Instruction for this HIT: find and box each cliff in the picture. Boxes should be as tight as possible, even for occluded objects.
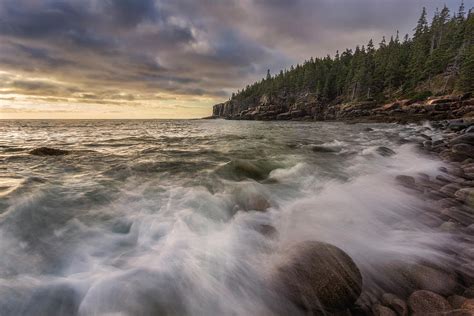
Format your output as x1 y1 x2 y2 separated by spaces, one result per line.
212 92 474 123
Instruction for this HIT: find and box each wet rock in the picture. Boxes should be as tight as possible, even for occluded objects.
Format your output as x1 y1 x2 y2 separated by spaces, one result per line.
440 207 473 225
448 295 468 309
440 149 471 163
111 219 133 234
312 145 341 153
217 159 276 181
440 183 464 198
417 213 444 227
357 291 379 312
433 198 463 209
403 264 458 296
462 299 474 311
437 173 466 184
449 120 471 131
381 293 408 316
377 146 396 157
395 175 416 189
433 139 446 147
29 147 69 156
372 304 397 316
451 134 474 146
464 286 474 298
425 189 446 200
255 224 278 238
234 188 271 212
455 188 474 206
445 165 466 178
272 241 362 312
453 143 474 158
439 221 461 232
408 290 451 315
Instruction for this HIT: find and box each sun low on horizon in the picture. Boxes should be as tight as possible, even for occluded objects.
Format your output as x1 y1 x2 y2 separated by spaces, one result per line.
0 0 467 119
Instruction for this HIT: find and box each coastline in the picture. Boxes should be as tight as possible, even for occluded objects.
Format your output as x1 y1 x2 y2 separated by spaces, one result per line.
204 106 474 314
209 93 474 124
350 118 474 315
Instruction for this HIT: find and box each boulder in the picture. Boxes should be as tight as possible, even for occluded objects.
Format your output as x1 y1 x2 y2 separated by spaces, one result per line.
29 147 69 156
377 146 396 157
433 198 463 210
439 221 461 232
408 290 451 315
233 188 271 212
453 144 474 158
272 241 362 312
216 159 276 181
451 134 474 146
440 207 473 225
440 183 464 198
395 175 416 189
312 145 341 153
455 188 474 206
402 264 458 296
440 149 471 163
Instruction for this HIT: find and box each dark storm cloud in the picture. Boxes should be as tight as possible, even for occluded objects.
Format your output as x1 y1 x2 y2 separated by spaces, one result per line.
0 0 470 106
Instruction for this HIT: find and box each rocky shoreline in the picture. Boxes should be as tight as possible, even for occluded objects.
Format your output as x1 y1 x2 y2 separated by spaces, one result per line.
210 93 474 124
206 116 474 315
286 118 474 315
351 118 474 316
20 118 474 315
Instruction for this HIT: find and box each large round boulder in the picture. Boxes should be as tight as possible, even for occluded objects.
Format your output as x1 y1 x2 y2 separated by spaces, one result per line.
271 241 362 312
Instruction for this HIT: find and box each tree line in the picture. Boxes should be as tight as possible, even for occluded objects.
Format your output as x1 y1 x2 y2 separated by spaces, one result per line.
231 3 474 105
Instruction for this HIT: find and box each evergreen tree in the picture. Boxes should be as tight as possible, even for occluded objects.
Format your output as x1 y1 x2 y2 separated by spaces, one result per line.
229 3 473 107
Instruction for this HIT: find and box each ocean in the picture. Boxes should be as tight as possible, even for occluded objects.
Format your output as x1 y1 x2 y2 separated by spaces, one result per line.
0 119 456 315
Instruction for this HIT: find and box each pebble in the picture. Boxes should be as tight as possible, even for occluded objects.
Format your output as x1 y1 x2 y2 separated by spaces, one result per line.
453 143 474 158
381 293 408 316
448 295 468 309
462 299 474 311
372 304 397 316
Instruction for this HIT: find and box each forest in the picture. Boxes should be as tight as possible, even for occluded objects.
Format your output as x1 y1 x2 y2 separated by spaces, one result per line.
230 3 474 105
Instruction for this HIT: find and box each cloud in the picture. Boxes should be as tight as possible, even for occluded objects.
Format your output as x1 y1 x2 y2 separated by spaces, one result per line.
0 0 469 117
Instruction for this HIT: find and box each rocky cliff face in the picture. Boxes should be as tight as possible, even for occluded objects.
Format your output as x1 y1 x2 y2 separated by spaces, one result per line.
212 93 474 123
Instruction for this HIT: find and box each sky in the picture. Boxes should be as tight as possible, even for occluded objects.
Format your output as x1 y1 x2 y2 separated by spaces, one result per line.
0 0 470 119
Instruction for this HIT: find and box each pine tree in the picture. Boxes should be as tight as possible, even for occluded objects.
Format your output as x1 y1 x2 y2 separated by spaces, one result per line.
229 4 473 107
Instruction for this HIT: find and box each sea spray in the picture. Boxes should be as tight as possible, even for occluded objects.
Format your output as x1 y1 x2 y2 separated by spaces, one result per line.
0 120 461 315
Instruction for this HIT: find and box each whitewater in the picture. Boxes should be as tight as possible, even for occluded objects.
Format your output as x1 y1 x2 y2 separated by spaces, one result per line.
0 119 458 315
